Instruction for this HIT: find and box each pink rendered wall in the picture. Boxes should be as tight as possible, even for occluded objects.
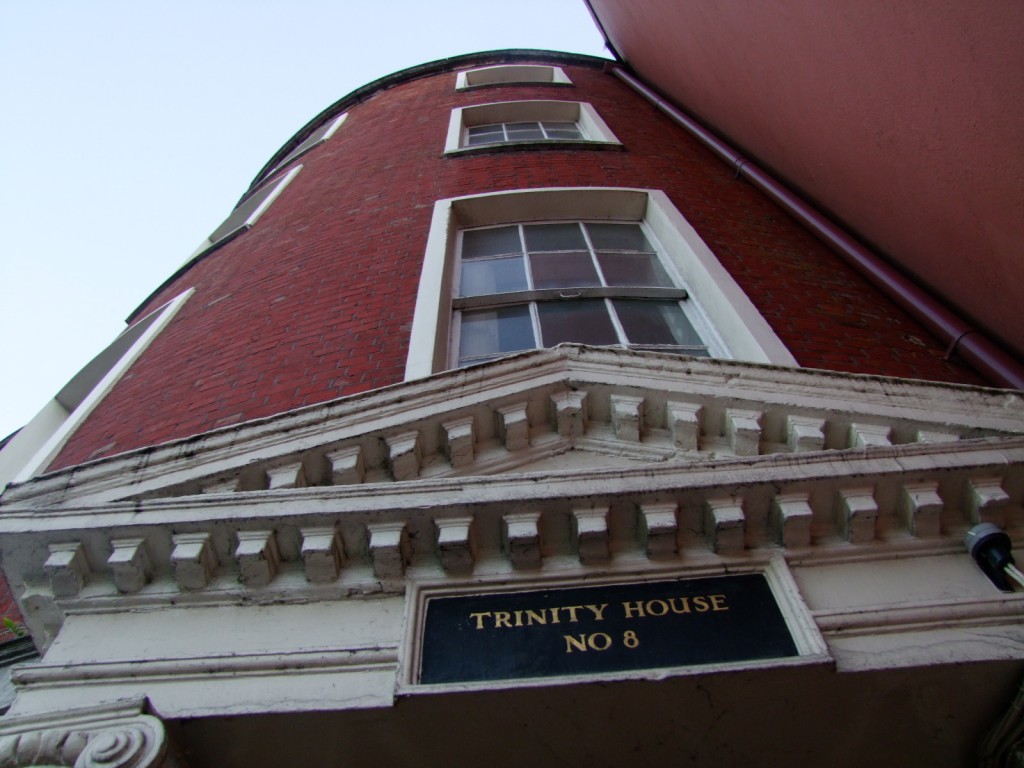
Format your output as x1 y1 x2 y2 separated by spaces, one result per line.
590 0 1024 357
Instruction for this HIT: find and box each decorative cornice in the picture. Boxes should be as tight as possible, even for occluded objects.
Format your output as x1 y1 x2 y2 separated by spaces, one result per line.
0 437 1019 618
3 347 1021 510
1 349 1021 643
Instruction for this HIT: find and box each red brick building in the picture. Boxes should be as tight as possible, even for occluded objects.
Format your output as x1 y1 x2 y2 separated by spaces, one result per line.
0 50 1022 767
40 53 995 472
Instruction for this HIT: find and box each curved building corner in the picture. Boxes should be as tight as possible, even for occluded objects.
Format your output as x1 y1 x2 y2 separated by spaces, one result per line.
0 48 1022 768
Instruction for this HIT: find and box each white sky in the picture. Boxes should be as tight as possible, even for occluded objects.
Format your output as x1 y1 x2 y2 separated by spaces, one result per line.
0 1 609 441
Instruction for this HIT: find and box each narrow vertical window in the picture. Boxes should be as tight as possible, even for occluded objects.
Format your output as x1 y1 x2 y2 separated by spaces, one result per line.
187 166 302 260
0 289 194 487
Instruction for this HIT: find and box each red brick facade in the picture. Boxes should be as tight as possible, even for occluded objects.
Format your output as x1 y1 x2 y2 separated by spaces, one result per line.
50 55 984 471
0 571 25 643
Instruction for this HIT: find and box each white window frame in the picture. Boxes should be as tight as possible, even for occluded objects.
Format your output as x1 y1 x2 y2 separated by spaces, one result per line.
405 188 798 380
265 112 347 177
455 65 572 91
0 289 194 488
185 165 302 263
445 101 620 155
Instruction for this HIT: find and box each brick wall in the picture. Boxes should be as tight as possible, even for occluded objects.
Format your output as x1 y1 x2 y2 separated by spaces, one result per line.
49 59 985 470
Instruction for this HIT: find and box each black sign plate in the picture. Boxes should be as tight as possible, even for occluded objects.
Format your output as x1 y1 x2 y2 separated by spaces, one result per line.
419 574 798 684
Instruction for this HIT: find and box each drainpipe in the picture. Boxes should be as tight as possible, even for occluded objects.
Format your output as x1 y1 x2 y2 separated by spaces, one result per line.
611 66 1024 390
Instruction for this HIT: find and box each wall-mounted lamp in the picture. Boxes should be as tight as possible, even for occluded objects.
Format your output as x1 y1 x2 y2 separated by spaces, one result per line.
965 523 1024 592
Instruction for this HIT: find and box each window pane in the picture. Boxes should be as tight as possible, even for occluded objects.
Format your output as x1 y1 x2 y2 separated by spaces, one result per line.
468 124 504 136
459 305 535 362
460 256 528 296
596 252 674 287
466 126 505 146
585 223 653 252
530 251 601 289
523 223 587 252
612 300 707 354
542 122 583 139
504 122 544 141
462 226 522 258
537 300 618 346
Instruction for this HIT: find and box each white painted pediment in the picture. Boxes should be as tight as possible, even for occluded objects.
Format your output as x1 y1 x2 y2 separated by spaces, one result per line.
3 345 1022 510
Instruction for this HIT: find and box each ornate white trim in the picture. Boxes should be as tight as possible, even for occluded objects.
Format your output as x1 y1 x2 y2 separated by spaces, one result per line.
13 647 397 689
4 347 1020 510
0 698 173 768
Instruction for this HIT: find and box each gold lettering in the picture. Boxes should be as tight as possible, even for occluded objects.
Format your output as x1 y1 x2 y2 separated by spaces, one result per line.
645 599 669 616
622 600 646 619
564 634 588 653
470 592 727 634
668 597 691 614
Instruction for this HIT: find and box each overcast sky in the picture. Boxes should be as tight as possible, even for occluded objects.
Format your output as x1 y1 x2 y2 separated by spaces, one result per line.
0 1 609 440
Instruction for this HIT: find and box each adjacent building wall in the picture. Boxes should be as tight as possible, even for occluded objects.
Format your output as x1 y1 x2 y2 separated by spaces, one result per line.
588 0 1024 357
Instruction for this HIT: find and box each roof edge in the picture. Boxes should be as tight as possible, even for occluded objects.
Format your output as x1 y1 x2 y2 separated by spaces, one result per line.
125 49 610 325
251 49 611 193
